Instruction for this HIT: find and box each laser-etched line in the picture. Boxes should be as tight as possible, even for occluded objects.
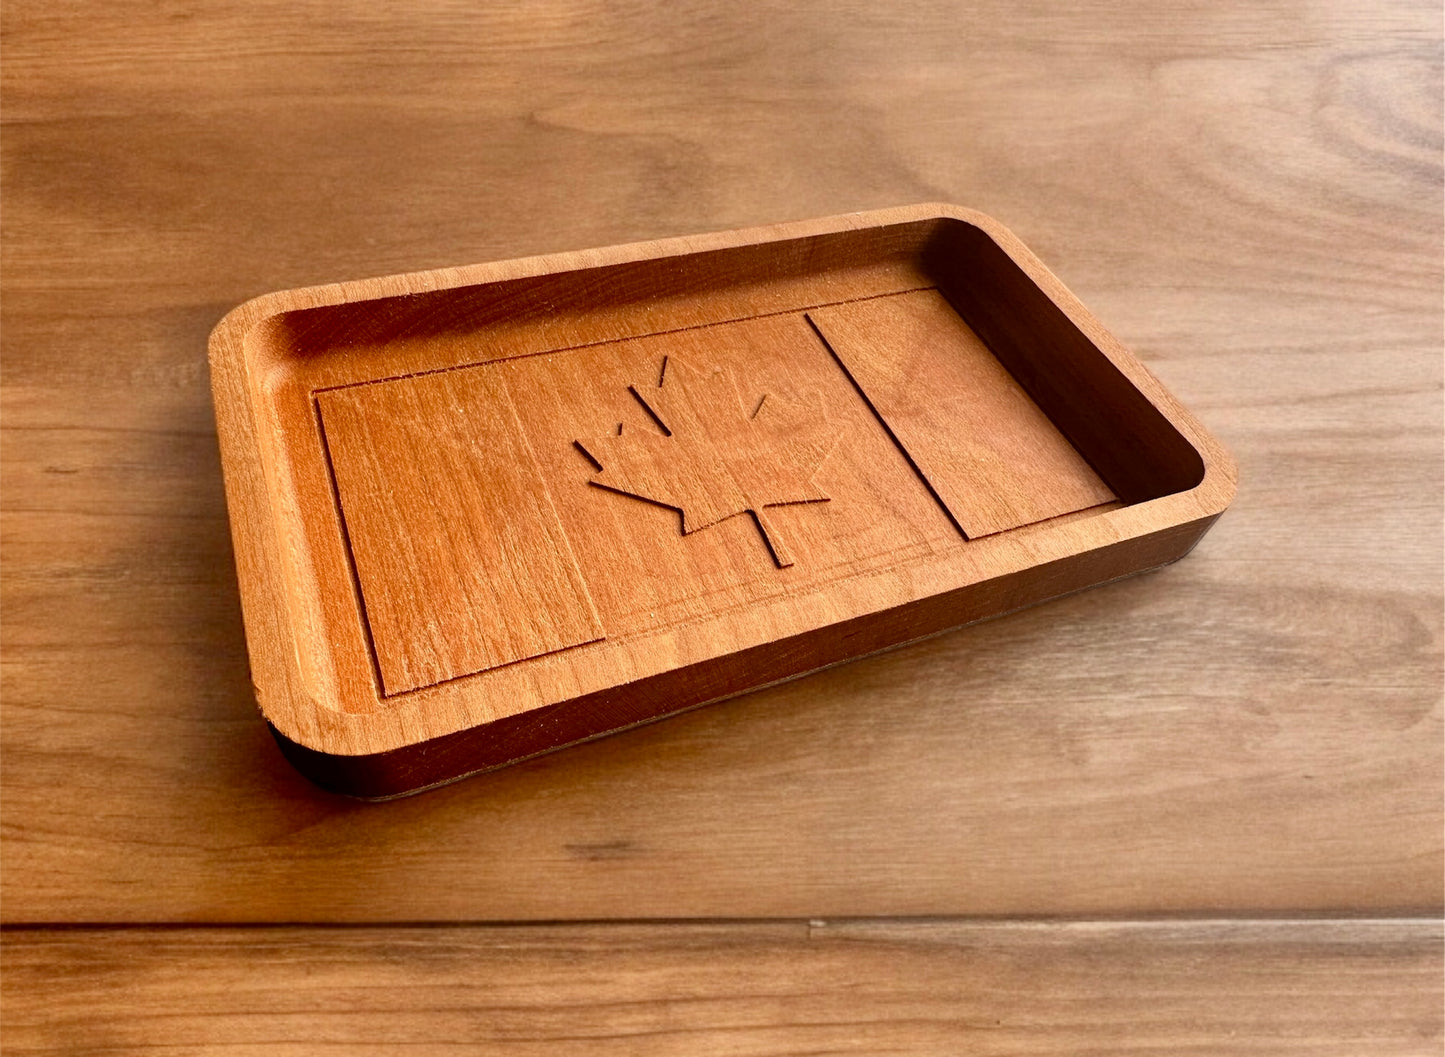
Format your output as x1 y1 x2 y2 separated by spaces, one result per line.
802 312 970 541
310 286 939 395
627 385 673 436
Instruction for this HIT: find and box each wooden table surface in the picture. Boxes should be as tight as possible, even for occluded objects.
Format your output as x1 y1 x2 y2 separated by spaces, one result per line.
3 1 1441 1052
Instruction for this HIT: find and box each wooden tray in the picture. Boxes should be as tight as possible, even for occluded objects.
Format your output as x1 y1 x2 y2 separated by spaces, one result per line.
210 204 1236 798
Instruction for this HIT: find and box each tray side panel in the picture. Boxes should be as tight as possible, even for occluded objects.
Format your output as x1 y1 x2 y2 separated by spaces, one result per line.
265 223 945 363
275 513 1221 798
925 223 1206 504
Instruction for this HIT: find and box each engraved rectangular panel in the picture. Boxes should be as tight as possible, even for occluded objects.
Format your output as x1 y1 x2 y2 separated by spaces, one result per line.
317 369 603 696
494 310 961 641
807 289 1117 537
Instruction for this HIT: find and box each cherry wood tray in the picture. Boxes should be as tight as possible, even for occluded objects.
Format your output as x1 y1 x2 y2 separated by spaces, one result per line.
210 204 1236 798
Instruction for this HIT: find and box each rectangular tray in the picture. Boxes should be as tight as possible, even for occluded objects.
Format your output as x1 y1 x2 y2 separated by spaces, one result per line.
210 204 1236 798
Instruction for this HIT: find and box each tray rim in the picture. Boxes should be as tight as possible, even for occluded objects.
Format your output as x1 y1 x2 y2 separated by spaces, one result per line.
209 203 1238 763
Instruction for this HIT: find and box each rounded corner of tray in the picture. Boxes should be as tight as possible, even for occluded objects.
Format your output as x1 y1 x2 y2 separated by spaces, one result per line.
208 290 293 364
1195 437 1240 516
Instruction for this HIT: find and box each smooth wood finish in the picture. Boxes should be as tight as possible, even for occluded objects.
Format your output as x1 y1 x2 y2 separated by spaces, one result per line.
211 207 1235 795
2 13 1439 1057
318 369 604 696
581 337 848 568
3 920 1440 1055
508 314 957 640
808 289 1118 536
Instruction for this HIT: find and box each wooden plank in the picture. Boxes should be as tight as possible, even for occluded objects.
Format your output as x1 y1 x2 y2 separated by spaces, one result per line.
807 289 1117 536
2 920 1439 1055
1 0 1440 920
1 534 1440 921
317 369 602 696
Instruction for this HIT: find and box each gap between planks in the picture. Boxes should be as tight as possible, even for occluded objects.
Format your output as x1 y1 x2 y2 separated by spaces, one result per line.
2 914 1439 932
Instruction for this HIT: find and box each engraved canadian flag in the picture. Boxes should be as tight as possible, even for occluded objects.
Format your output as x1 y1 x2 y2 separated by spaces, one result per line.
575 353 846 568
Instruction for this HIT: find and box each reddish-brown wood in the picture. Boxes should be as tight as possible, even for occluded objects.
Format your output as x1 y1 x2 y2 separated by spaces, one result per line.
318 370 604 695
808 288 1118 536
210 204 1235 797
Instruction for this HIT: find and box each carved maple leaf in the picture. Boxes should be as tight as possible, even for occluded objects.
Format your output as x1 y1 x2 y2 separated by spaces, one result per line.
576 355 845 568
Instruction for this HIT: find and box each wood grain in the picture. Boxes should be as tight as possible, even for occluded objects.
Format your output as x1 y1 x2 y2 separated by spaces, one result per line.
808 288 1118 536
318 367 604 696
2 0 1439 922
509 312 959 637
584 336 848 567
3 920 1440 1055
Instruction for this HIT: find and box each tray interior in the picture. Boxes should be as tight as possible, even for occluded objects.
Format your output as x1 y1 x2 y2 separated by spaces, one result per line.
243 218 1204 713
